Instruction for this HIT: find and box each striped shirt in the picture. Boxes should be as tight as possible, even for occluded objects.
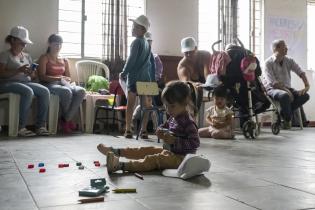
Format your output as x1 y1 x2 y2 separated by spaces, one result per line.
161 112 200 155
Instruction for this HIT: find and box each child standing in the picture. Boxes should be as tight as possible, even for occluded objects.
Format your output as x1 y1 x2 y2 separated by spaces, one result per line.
97 81 200 173
198 86 234 139
119 15 152 139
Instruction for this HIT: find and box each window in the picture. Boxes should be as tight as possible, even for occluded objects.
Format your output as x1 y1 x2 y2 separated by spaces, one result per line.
307 1 315 70
198 0 263 61
198 0 219 51
58 0 145 58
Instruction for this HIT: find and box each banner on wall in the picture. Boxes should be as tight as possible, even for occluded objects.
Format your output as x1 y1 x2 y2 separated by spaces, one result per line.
267 16 305 59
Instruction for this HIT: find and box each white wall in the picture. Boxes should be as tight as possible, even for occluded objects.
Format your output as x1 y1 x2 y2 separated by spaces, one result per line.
146 0 198 56
0 0 58 59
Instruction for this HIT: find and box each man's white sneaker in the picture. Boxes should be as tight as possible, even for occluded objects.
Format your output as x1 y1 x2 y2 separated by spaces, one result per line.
36 127 50 136
18 128 36 137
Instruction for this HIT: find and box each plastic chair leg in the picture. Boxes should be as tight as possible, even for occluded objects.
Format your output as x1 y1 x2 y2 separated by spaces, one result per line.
48 94 59 135
8 94 20 137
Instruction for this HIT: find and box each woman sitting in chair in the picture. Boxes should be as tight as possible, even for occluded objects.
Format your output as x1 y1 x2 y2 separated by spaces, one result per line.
38 34 86 134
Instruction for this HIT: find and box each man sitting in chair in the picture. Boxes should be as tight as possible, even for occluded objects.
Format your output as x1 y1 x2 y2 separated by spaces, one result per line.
262 39 310 129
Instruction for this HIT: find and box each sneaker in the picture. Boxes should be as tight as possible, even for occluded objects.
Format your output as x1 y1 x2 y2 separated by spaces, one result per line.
282 120 292 130
18 128 36 137
97 144 112 156
140 131 149 139
36 127 50 136
124 130 133 138
106 152 120 173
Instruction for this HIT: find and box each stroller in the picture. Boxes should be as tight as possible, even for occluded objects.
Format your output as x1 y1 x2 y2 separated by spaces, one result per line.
205 39 281 139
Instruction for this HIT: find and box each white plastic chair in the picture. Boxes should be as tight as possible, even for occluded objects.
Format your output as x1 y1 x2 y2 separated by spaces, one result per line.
75 60 110 132
0 93 20 137
75 60 110 86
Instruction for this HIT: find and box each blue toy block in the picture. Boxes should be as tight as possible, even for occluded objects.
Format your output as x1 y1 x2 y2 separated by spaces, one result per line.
38 163 44 167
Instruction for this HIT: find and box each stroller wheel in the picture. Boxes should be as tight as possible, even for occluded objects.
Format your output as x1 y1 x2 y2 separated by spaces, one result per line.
271 123 280 135
242 121 256 139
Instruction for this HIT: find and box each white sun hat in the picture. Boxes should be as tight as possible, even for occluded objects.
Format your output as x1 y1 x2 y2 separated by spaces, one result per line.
181 37 197 53
129 15 150 31
10 26 33 44
144 32 153 41
162 154 211 179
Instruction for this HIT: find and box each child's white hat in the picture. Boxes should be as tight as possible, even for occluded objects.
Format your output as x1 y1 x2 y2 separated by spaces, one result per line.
181 37 197 53
129 15 150 31
162 154 210 179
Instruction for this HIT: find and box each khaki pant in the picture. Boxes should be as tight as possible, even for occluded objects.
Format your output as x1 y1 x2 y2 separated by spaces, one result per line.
120 147 184 172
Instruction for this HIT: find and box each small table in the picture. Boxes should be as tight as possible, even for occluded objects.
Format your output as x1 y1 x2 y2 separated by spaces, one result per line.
85 93 114 133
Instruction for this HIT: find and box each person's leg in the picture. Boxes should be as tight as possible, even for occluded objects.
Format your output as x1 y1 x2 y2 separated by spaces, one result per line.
123 150 184 172
26 83 50 129
268 89 292 122
0 82 34 129
198 127 212 138
46 84 72 118
211 127 234 139
140 96 152 138
97 144 163 159
125 91 137 136
64 85 86 121
290 89 310 111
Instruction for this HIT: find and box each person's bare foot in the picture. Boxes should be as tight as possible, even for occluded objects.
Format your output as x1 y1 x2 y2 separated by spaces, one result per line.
97 144 112 156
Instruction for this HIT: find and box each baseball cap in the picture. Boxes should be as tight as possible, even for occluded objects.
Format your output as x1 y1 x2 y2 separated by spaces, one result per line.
129 15 150 31
144 32 153 41
181 37 197 53
9 26 33 44
162 154 211 179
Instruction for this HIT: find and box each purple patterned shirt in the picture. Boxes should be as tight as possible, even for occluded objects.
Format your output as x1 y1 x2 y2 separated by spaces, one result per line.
161 112 200 155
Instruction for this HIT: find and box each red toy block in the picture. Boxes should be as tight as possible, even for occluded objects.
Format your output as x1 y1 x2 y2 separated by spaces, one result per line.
63 164 69 167
27 164 34 169
58 164 64 168
39 168 46 173
94 162 100 167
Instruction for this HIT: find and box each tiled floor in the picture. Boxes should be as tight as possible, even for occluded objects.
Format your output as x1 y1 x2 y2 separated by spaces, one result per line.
0 128 315 210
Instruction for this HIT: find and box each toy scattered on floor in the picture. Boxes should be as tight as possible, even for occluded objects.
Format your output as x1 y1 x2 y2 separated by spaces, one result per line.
27 164 34 169
94 162 100 167
78 197 104 204
76 162 82 166
112 188 137 193
134 173 143 180
39 168 46 173
78 165 84 170
38 163 44 167
58 163 69 168
79 178 109 196
93 161 99 164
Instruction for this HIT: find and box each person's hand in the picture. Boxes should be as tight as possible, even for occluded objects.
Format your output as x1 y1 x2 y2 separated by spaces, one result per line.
273 82 284 89
156 127 176 144
61 76 71 82
194 82 204 90
162 132 176 144
298 85 310 96
17 64 31 75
